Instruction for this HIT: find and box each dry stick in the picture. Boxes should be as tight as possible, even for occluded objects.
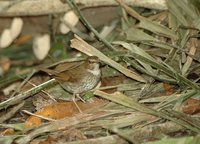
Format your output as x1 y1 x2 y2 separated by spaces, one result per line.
26 80 57 102
0 79 56 111
10 70 36 98
22 110 56 122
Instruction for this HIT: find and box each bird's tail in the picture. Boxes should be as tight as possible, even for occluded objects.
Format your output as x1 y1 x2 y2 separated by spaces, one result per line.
38 67 57 75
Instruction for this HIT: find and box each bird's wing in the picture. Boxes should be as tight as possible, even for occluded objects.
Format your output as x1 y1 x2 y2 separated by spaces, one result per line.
39 68 57 75
53 68 81 83
52 72 70 81
54 61 84 73
40 61 85 82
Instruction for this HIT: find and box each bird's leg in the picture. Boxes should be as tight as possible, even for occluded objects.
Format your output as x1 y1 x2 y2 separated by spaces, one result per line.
72 93 83 113
76 94 86 103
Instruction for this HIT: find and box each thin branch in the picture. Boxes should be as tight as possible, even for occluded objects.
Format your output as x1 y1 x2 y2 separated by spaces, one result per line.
0 79 56 110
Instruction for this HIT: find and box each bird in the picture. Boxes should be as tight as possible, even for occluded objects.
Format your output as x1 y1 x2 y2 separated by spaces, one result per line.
40 56 101 112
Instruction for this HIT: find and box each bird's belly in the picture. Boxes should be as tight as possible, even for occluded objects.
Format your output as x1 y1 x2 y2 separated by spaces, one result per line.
60 74 100 94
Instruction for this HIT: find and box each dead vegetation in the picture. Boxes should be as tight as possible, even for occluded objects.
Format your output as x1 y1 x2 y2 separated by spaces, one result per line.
0 0 200 143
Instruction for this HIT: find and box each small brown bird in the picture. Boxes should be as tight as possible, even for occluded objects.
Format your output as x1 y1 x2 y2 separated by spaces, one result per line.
41 56 101 99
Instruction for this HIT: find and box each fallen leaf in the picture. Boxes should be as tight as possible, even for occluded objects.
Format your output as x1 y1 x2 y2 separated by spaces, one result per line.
25 98 107 128
182 98 200 114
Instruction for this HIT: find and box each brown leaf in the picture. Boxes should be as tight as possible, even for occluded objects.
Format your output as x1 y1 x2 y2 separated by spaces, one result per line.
182 98 200 114
25 98 107 128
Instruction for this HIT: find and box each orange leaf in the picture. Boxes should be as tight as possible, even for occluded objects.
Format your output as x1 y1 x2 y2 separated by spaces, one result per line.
25 98 106 128
182 98 200 114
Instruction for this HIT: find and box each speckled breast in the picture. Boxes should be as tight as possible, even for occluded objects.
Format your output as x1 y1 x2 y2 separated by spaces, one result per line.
59 72 101 94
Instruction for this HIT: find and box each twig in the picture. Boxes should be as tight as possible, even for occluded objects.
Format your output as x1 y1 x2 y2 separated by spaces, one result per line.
26 80 57 102
0 79 56 111
10 69 36 97
22 110 56 122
